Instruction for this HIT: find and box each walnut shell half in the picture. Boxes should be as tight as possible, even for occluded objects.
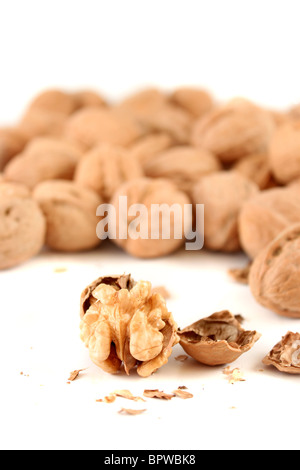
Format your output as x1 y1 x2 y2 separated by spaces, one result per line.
263 332 300 374
178 311 260 366
80 275 179 377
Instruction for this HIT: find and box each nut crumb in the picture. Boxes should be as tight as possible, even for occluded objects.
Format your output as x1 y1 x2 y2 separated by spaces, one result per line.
68 369 86 382
224 368 246 384
114 390 146 402
175 355 188 362
119 408 146 415
143 389 174 400
173 389 193 399
54 267 67 273
178 385 188 390
97 394 116 404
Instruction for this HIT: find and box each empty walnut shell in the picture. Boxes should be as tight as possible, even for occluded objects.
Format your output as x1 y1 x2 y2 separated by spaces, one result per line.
249 224 300 318
191 99 274 163
33 180 102 252
269 121 300 184
144 146 221 195
73 90 107 109
263 332 300 374
193 171 259 252
239 187 300 259
74 144 143 201
110 177 192 258
0 128 28 170
170 87 214 118
0 194 46 270
178 311 260 366
80 274 179 377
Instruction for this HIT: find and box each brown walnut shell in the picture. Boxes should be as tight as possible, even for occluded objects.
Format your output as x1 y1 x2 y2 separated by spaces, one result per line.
129 133 174 170
19 109 67 139
26 89 78 116
249 224 300 318
80 274 179 377
170 87 214 118
33 180 102 252
0 128 28 170
233 152 275 190
263 332 300 374
178 311 260 366
73 90 107 109
269 121 300 184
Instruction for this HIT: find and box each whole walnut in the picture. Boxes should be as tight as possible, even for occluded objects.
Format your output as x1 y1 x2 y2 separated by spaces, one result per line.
74 144 143 201
110 177 192 258
0 128 28 170
4 137 82 189
170 87 214 118
269 121 300 184
33 180 102 252
80 274 179 377
193 171 258 252
249 224 300 318
0 190 46 270
73 90 107 109
145 146 221 195
233 152 275 190
239 187 300 259
19 109 67 139
0 181 30 199
191 99 274 163
26 89 78 116
129 132 174 170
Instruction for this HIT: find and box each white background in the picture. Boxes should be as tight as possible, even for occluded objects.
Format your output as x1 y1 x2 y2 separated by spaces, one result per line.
0 0 300 452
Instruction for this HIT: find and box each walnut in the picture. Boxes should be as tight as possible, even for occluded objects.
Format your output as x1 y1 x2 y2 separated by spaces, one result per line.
144 145 221 195
239 187 300 259
191 99 274 163
193 171 258 252
0 128 28 170
233 152 276 190
19 109 67 139
25 89 78 116
170 87 214 118
129 133 174 170
73 90 107 109
0 181 30 199
110 177 192 258
79 274 179 377
249 224 300 318
263 332 300 374
4 137 82 189
74 144 143 201
178 311 260 366
33 180 102 252
0 193 46 270
269 121 300 184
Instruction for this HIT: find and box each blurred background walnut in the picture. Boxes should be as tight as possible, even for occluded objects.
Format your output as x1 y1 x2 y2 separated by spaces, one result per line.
129 132 174 170
269 121 300 184
169 87 214 119
0 128 28 171
233 152 276 190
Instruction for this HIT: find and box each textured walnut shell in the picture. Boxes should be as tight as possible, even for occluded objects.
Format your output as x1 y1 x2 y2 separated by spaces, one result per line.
249 224 300 318
0 181 30 199
170 87 214 118
80 275 179 377
4 137 81 189
129 133 174 169
0 195 46 270
65 107 143 150
193 171 258 252
239 187 300 259
26 89 78 116
33 180 102 252
110 177 192 258
269 122 300 184
73 90 107 109
0 128 28 170
19 109 67 139
263 332 300 374
191 99 274 163
178 311 260 366
233 152 275 190
145 146 221 195
75 144 143 201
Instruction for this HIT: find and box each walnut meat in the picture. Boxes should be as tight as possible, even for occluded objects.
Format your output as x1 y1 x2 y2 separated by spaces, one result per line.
170 87 214 118
191 99 274 163
249 224 300 318
110 177 192 258
178 311 260 366
74 144 143 201
79 275 179 377
144 146 221 195
269 121 300 184
193 171 258 252
33 180 102 252
0 128 27 170
239 187 300 259
263 332 300 374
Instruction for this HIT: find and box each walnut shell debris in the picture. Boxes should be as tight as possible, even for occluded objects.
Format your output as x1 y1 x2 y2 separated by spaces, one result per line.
249 224 300 318
80 275 179 377
269 121 300 184
263 332 300 374
178 311 260 366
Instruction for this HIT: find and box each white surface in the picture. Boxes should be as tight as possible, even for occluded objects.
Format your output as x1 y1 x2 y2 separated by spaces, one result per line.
0 243 299 451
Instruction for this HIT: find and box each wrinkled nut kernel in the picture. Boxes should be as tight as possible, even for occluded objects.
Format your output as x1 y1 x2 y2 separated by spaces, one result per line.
144 146 221 195
33 180 102 252
110 177 192 258
170 87 214 118
26 89 78 117
74 144 143 201
0 128 28 170
178 311 260 366
263 332 300 374
129 133 174 170
249 224 300 318
19 109 67 140
193 171 258 252
65 107 143 150
0 195 46 270
4 137 82 189
79 274 179 377
269 122 300 184
191 99 274 163
233 152 275 190
239 187 300 259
